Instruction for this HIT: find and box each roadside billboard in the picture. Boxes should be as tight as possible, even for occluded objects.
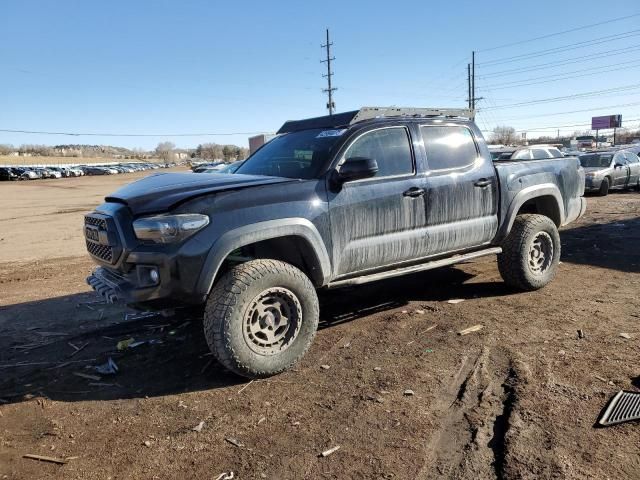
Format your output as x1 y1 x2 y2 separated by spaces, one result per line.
591 115 622 130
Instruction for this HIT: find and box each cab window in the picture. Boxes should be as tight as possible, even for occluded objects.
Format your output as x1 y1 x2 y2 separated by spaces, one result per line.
343 127 414 178
420 125 479 169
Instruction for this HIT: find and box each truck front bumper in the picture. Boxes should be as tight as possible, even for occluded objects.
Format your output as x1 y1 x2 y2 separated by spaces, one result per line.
84 203 215 309
87 266 162 305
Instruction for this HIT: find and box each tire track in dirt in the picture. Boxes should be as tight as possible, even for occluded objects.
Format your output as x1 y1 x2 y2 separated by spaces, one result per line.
417 345 517 479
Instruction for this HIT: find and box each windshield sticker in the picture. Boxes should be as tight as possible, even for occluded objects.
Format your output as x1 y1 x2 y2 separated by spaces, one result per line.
316 129 347 138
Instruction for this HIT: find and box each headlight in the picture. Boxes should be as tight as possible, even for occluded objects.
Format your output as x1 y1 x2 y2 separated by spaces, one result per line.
584 172 596 177
133 214 209 244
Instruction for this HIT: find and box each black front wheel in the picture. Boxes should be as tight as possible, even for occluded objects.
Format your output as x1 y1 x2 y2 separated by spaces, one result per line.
203 259 319 378
498 214 561 291
598 177 610 196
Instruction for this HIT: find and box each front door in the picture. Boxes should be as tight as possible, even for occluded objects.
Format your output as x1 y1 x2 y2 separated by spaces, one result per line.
612 152 630 187
418 124 499 255
624 153 640 188
328 125 428 277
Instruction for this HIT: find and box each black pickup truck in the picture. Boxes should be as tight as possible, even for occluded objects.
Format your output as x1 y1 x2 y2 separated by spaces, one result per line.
85 107 586 378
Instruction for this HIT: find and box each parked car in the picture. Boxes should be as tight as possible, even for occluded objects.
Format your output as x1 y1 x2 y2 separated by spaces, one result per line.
83 166 111 175
216 160 244 174
38 167 62 179
0 167 19 181
494 145 564 161
580 150 640 195
84 106 586 379
193 162 225 173
12 167 39 180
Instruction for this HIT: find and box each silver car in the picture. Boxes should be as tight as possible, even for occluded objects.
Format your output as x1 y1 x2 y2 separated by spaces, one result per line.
493 145 564 161
581 150 640 196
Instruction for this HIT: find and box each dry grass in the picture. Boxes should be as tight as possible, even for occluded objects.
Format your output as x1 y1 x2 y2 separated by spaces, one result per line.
0 155 163 166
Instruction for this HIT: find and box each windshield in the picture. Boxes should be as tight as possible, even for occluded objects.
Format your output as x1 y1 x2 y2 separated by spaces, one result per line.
235 128 344 179
579 154 612 168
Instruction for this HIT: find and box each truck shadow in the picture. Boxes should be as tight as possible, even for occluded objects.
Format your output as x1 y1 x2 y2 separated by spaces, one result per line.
560 216 640 273
0 267 514 404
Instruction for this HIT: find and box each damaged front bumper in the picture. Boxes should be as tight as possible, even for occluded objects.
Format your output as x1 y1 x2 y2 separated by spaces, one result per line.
87 266 161 304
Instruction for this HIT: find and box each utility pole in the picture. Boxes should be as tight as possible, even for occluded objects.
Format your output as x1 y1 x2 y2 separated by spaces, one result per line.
469 51 482 118
471 51 475 114
467 63 472 110
321 28 337 115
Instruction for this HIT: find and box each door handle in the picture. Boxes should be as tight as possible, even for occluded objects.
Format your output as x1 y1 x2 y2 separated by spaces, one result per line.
403 187 426 198
474 178 491 188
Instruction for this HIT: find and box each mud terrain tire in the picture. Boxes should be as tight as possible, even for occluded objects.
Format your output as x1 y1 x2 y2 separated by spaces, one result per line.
204 259 319 378
498 214 560 291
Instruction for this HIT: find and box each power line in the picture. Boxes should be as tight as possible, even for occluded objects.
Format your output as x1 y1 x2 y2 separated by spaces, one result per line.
0 129 272 137
321 28 337 115
478 29 640 67
514 118 640 133
478 44 640 78
510 118 640 133
481 59 640 90
481 83 640 110
496 101 640 121
478 13 640 53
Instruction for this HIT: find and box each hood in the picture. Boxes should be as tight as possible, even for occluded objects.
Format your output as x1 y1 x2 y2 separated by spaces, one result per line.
105 172 294 215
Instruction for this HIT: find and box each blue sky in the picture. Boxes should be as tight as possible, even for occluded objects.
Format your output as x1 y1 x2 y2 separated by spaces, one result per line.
1 0 639 149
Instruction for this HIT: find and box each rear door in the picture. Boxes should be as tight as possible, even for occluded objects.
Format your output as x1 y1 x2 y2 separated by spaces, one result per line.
327 125 428 276
418 124 499 255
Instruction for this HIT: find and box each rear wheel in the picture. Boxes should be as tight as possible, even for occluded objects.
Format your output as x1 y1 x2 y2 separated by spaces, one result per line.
203 259 319 378
598 177 610 196
498 214 561 291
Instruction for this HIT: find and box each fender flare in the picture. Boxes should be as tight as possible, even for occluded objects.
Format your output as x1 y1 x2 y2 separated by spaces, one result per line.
497 183 564 241
195 218 332 295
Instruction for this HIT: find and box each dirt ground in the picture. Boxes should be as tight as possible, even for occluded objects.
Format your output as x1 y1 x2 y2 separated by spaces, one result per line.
0 172 639 479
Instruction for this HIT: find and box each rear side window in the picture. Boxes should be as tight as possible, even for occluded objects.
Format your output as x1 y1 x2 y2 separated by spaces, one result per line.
548 148 562 158
613 153 626 164
531 149 551 159
344 127 413 177
421 126 478 170
511 150 531 160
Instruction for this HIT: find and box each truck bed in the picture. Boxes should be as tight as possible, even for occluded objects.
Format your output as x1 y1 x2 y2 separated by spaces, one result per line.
494 156 586 240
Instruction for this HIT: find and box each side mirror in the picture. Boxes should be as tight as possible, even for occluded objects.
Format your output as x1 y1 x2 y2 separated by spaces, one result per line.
337 157 378 183
615 163 624 169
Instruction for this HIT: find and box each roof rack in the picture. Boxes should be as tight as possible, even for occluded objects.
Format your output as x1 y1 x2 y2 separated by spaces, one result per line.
277 106 474 134
351 106 474 123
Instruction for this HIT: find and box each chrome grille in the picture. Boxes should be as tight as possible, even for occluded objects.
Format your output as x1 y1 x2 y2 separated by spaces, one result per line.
86 240 113 263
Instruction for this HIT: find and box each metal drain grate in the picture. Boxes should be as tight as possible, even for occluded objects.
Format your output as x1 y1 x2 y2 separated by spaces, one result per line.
598 391 640 426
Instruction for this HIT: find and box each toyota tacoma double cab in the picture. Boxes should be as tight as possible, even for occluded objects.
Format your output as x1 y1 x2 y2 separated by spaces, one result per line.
85 107 586 378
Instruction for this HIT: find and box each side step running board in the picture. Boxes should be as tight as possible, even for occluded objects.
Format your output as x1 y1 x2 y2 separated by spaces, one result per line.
327 247 502 288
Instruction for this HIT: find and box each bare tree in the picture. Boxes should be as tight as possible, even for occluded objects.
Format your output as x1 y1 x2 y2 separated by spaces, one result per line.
490 126 517 145
222 145 233 162
0 144 14 155
155 141 176 164
196 143 223 161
